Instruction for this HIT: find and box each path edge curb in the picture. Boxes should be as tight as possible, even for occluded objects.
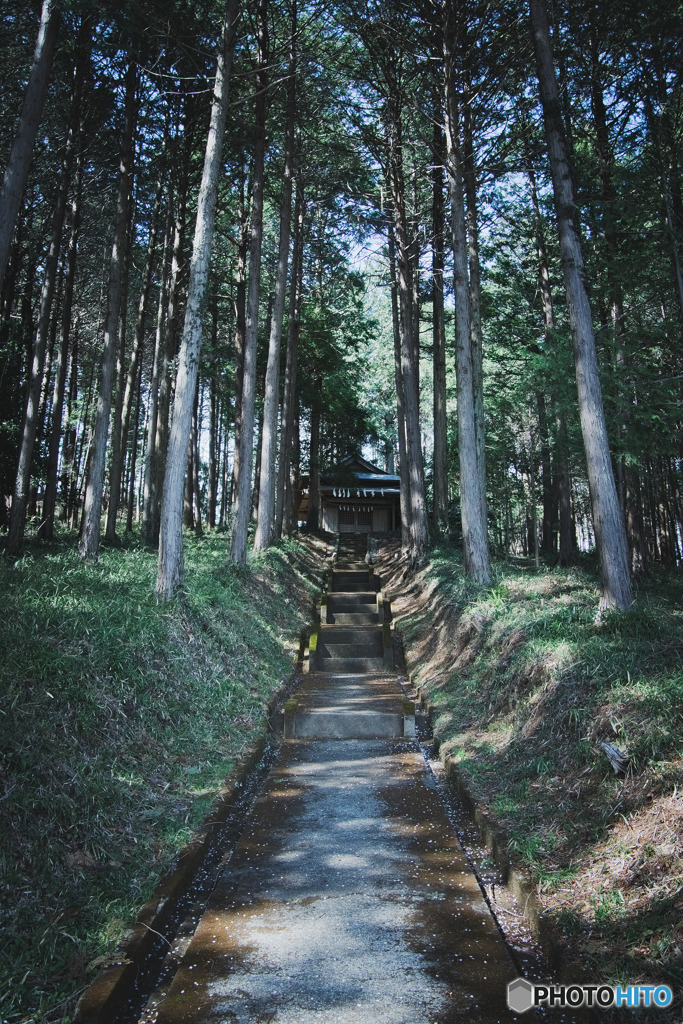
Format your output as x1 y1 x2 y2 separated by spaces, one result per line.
440 751 604 1021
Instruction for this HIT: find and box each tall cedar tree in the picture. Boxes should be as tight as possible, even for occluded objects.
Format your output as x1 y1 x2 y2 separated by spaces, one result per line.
254 0 297 552
529 0 633 611
156 0 240 600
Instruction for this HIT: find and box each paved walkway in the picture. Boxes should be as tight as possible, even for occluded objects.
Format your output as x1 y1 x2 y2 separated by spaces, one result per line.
150 540 519 1023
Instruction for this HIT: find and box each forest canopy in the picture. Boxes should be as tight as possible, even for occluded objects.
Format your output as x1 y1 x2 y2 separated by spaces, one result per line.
1 0 682 607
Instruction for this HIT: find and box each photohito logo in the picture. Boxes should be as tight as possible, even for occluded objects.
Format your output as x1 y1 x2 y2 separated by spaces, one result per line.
507 978 673 1013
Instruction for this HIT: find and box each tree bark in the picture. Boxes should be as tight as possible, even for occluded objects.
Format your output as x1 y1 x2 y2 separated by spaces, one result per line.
192 380 203 536
155 0 239 599
523 122 571 563
387 209 412 555
41 140 84 540
254 1 297 552
283 405 300 536
153 125 191 544
462 70 487 518
431 110 449 536
0 0 60 294
306 383 321 531
207 348 219 530
388 99 428 560
184 438 194 528
106 182 161 542
141 184 174 545
536 391 554 555
79 56 137 561
275 176 304 540
7 35 81 554
443 0 491 584
530 0 632 610
230 0 269 565
103 191 134 544
230 174 250 505
126 351 143 531
61 328 78 520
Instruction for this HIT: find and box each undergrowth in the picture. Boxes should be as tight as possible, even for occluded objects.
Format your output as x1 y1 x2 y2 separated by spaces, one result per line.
0 530 328 1024
376 540 683 1022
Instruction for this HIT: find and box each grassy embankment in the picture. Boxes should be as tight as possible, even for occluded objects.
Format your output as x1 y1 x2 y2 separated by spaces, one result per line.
0 531 329 1024
376 540 683 1021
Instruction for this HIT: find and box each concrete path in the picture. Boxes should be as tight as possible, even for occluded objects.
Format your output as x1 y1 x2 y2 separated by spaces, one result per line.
149 539 519 1023
152 738 518 1023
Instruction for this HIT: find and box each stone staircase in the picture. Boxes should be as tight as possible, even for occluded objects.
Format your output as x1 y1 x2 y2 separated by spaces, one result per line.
315 535 389 674
283 534 414 740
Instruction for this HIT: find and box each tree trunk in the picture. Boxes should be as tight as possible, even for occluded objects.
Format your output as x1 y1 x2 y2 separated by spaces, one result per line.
536 391 554 555
141 186 174 545
274 176 304 540
230 175 250 505
156 0 239 599
103 193 133 544
230 0 269 566
61 328 78 520
208 376 218 529
443 0 491 584
524 120 570 562
283 405 300 536
431 109 448 537
193 381 203 536
41 140 84 540
530 0 632 610
625 465 647 575
79 56 137 561
126 351 143 531
106 181 161 542
388 100 428 561
0 0 60 294
220 401 230 528
153 126 191 543
7 39 81 554
589 35 646 572
306 384 321 531
72 356 96 528
254 1 297 553
462 71 487 518
387 209 412 555
184 437 194 529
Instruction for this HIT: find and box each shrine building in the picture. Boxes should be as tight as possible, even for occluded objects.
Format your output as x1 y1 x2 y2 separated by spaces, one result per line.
298 455 401 533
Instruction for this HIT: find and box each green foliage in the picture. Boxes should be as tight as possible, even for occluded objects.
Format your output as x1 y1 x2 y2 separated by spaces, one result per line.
392 540 683 1007
0 532 323 1024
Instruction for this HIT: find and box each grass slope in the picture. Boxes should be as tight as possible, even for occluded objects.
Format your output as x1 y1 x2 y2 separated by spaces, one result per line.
0 531 329 1024
376 540 683 1022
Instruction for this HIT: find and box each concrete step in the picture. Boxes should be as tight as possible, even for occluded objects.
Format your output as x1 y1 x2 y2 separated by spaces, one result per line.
318 657 385 673
283 675 415 740
319 626 382 646
337 539 367 554
285 710 405 739
326 611 379 625
327 592 376 609
330 577 374 593
319 643 383 661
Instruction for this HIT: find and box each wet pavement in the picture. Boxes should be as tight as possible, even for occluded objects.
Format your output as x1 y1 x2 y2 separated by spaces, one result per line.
149 734 519 1023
